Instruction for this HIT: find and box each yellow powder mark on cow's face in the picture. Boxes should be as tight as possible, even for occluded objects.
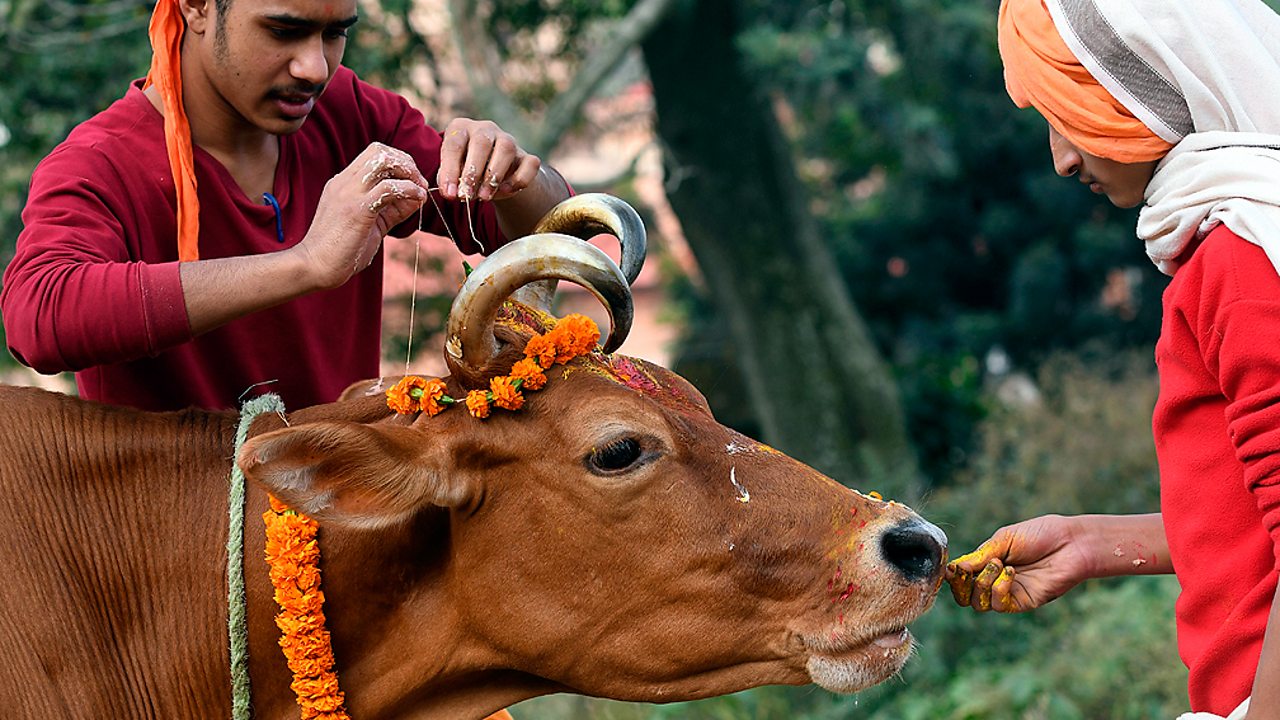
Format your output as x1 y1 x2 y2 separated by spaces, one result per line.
754 442 782 455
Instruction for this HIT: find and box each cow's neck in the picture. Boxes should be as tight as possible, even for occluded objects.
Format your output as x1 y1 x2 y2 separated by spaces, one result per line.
239 401 557 719
242 497 557 718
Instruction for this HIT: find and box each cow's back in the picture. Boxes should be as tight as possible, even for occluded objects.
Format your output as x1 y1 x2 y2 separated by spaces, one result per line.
0 386 237 718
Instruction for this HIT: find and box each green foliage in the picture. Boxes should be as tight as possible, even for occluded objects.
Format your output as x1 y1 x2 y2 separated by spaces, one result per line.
342 0 438 90
850 354 1176 718
0 0 154 262
484 0 634 115
844 576 1185 720
718 0 1173 482
941 353 1161 529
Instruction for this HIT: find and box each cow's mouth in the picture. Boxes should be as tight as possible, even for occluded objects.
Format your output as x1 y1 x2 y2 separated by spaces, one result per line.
802 626 915 693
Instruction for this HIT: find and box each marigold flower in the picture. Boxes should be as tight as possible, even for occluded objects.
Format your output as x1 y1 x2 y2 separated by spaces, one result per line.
419 378 450 416
509 358 547 390
279 632 332 659
385 375 431 415
466 390 492 418
295 564 321 590
524 333 558 369
289 656 330 679
547 328 575 364
555 314 600 361
489 376 525 411
310 692 348 712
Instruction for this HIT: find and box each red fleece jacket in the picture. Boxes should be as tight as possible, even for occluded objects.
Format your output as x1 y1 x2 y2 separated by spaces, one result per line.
1154 224 1280 714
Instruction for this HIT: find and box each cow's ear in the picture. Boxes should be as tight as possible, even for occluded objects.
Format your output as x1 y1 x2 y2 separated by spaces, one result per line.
238 421 469 529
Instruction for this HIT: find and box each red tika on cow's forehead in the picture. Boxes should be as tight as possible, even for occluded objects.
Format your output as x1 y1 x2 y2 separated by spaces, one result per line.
596 355 706 414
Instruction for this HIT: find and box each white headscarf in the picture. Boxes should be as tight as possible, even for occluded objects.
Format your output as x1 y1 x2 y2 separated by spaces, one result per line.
1043 0 1280 275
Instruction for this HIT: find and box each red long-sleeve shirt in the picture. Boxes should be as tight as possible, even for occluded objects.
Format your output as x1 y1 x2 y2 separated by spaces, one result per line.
1155 224 1280 713
1 66 504 411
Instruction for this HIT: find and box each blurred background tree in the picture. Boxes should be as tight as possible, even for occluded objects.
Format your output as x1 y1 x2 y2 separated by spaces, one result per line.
7 0 1277 716
0 0 154 278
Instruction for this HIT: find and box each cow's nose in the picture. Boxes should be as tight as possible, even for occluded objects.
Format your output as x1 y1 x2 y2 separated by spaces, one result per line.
880 520 946 583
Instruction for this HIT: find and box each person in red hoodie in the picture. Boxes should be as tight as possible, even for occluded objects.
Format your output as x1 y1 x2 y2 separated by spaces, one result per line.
0 0 571 412
946 1 1280 718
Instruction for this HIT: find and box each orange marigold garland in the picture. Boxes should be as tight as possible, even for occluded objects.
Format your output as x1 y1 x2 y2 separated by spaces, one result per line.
387 313 600 419
385 376 452 416
263 496 351 720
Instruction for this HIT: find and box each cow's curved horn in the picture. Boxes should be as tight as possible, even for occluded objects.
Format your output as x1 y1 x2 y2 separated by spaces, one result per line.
445 233 633 374
511 194 647 312
532 193 647 284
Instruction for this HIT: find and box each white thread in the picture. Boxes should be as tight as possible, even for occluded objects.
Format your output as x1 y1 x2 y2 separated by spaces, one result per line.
402 187 455 379
405 213 423 376
365 184 461 396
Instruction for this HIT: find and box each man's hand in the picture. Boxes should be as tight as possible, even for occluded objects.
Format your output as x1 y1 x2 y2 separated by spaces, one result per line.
946 515 1093 613
436 119 541 203
296 142 431 290
946 513 1172 614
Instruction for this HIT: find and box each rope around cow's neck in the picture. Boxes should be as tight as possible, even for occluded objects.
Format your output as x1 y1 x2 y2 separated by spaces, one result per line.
227 393 287 720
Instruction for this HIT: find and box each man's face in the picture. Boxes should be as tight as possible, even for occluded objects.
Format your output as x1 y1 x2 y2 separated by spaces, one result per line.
1047 125 1160 209
199 0 357 135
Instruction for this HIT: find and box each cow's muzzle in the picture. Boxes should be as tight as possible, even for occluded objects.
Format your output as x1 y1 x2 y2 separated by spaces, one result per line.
880 519 947 584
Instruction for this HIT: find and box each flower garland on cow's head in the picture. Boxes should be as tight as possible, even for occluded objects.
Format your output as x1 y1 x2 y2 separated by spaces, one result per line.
385 313 600 418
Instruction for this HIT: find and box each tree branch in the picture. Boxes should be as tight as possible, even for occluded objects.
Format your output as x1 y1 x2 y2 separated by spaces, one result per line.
5 0 41 36
12 14 147 50
444 0 531 141
533 0 678 155
565 143 654 193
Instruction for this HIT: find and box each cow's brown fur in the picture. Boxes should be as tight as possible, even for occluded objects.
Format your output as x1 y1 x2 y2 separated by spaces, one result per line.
0 317 943 719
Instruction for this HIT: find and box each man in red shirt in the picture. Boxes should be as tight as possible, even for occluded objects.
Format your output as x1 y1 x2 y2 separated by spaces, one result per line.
0 0 571 412
946 1 1280 718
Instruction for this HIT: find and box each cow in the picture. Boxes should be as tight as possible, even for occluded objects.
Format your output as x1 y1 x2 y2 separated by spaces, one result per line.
0 195 946 719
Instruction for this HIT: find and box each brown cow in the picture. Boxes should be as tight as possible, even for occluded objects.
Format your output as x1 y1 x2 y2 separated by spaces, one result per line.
0 197 945 719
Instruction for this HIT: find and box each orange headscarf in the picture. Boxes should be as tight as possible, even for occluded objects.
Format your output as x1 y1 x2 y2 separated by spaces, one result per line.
997 0 1173 163
143 0 201 261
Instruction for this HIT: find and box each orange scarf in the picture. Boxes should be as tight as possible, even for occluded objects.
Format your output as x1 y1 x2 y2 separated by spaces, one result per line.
143 0 200 261
997 0 1172 163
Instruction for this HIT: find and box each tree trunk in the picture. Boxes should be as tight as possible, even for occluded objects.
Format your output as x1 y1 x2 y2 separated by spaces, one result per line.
641 0 921 498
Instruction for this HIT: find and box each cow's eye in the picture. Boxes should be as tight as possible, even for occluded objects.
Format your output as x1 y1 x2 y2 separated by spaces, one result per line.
589 437 643 473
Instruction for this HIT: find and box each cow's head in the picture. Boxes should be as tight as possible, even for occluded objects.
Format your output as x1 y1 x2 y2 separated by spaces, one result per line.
238 196 945 709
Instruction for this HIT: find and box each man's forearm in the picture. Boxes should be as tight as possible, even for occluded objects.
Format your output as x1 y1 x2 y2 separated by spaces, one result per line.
179 247 317 337
491 166 572 240
1072 513 1174 579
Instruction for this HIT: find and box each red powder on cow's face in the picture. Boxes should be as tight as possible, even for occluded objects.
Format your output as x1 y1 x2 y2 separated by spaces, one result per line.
598 355 707 416
839 583 857 602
